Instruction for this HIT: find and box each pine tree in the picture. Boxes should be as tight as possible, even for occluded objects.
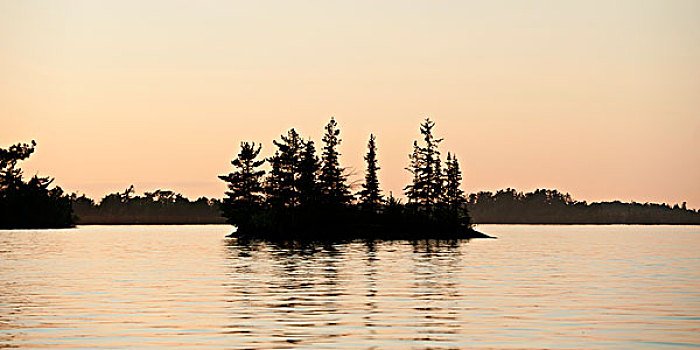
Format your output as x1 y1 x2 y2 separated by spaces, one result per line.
265 150 284 208
0 140 35 190
219 142 266 206
218 142 266 229
359 134 382 211
1 140 73 229
266 128 304 208
319 118 352 206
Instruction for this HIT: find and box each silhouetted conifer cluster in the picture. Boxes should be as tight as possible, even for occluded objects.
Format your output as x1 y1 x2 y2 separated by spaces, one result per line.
219 118 478 240
0 141 74 228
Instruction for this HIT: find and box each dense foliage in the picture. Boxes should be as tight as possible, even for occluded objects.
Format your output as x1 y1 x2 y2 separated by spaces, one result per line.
467 188 700 224
71 187 223 224
0 141 74 228
219 118 477 239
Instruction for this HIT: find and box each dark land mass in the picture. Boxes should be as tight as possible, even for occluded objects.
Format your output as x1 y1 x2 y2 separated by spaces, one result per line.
69 188 700 226
71 188 224 225
229 227 493 241
1 141 73 229
467 188 700 225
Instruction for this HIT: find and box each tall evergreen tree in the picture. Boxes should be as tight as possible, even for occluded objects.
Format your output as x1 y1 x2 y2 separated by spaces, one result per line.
266 128 304 208
359 134 382 211
298 139 322 207
219 142 266 206
319 118 352 206
433 154 445 205
404 118 443 208
444 153 466 208
265 150 284 207
404 141 422 204
218 142 266 230
421 118 443 206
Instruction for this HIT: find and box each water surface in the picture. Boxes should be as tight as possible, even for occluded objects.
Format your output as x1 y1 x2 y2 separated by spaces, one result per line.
1 225 698 349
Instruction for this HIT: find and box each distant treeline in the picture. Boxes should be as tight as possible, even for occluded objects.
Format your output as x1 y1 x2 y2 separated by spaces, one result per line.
72 187 224 225
71 187 700 226
467 188 700 225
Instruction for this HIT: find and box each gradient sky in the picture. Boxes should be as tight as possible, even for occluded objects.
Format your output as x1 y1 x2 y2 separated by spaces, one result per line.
2 0 699 208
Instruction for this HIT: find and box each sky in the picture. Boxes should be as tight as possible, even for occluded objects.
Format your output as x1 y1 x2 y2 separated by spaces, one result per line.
2 0 699 208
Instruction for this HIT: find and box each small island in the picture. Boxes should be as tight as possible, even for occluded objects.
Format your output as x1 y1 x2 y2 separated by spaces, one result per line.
217 118 490 240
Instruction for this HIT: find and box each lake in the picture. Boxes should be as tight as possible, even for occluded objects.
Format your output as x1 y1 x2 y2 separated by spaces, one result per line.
1 225 698 349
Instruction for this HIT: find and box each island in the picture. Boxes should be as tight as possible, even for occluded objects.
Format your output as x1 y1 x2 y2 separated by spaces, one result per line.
217 118 490 240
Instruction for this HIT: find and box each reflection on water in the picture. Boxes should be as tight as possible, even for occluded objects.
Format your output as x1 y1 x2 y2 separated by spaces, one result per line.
1 225 699 349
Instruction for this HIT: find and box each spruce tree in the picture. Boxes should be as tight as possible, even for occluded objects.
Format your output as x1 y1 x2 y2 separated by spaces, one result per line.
404 118 443 208
404 141 421 204
359 134 382 211
444 153 466 208
420 118 443 206
319 118 352 206
444 152 470 226
298 139 322 207
433 154 444 205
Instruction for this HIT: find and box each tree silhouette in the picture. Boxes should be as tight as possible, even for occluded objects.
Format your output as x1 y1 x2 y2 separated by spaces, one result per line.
298 139 322 207
266 129 304 208
0 140 36 189
404 141 421 204
219 142 266 230
319 118 352 206
405 118 443 208
220 142 266 205
0 141 73 228
359 134 382 211
444 153 466 208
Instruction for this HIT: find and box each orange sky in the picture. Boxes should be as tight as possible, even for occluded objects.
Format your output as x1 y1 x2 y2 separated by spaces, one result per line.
2 1 699 208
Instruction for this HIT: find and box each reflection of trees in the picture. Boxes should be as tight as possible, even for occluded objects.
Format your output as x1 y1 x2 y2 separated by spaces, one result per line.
362 240 378 333
222 238 475 347
222 239 346 347
409 240 463 342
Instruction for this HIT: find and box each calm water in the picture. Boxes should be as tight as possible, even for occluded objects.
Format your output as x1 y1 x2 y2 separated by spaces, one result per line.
1 225 698 349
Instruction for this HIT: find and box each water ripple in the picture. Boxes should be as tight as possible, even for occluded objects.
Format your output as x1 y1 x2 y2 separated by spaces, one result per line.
0 225 699 349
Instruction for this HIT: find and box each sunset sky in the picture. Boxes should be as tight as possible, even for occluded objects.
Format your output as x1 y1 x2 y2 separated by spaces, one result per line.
2 1 699 208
